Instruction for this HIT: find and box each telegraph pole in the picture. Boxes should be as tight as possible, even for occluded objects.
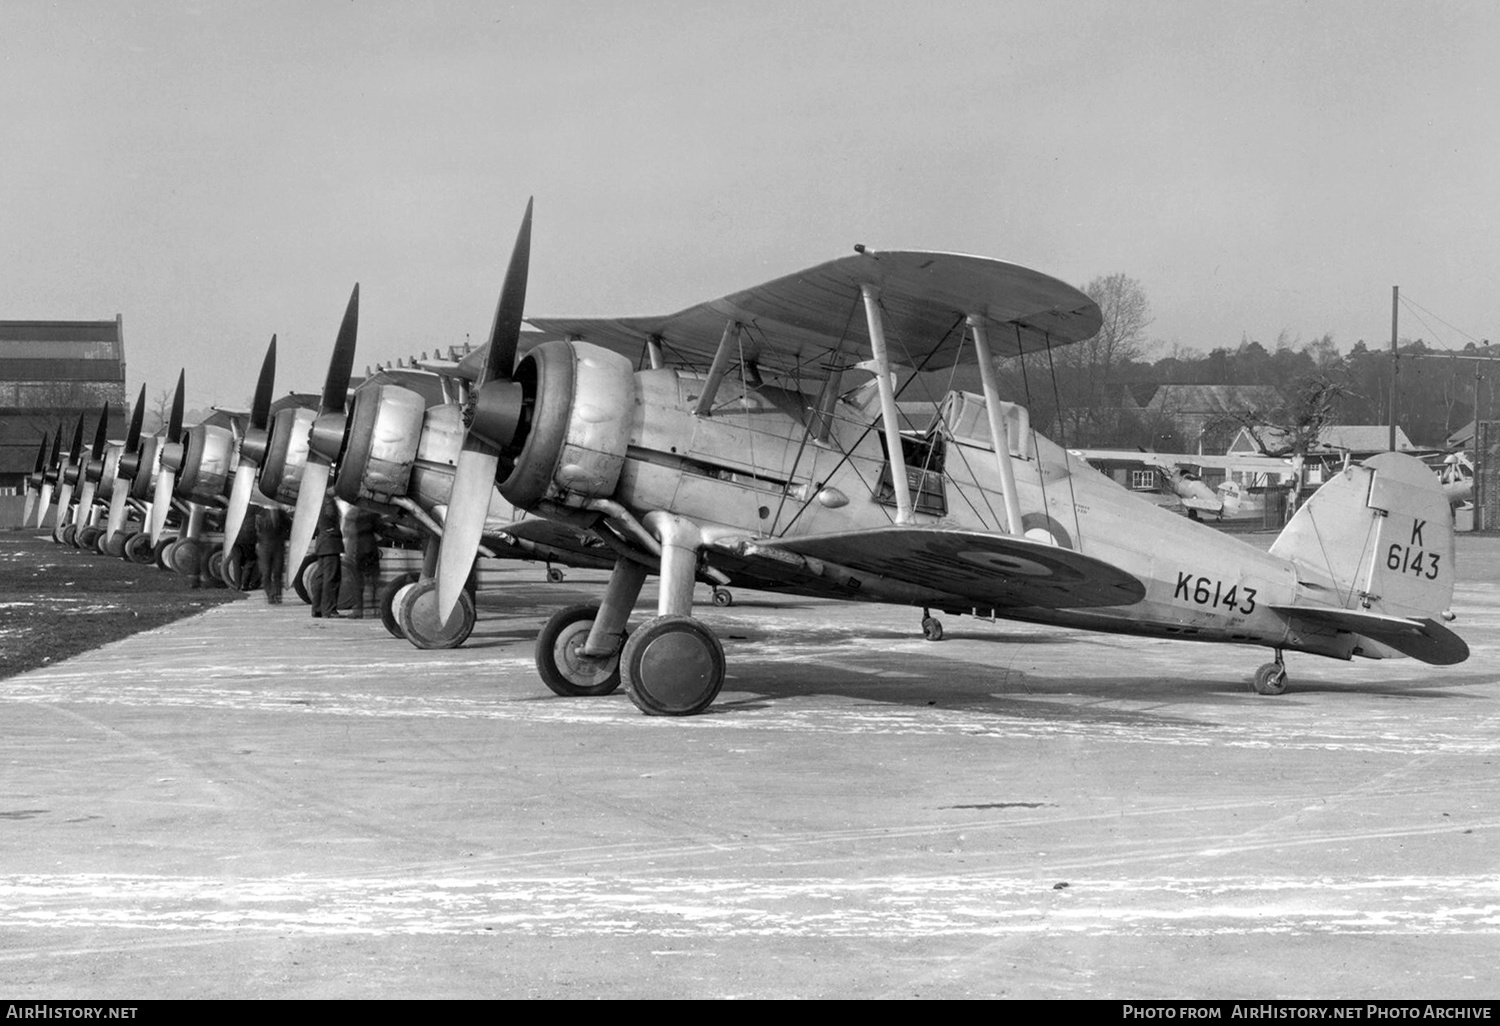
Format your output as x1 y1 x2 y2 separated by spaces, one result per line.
1389 285 1400 452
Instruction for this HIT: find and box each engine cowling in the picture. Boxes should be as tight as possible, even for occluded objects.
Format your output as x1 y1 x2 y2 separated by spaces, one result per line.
333 384 425 504
178 424 237 504
257 407 315 506
474 340 634 510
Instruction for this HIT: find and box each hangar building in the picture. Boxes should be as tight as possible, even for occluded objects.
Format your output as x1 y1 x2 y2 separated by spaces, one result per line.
1 318 129 524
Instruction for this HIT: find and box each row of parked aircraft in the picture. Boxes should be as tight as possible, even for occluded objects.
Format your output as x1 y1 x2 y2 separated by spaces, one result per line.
24 201 1469 715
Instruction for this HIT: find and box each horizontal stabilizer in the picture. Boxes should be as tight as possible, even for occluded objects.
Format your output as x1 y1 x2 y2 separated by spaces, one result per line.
1271 605 1469 666
759 528 1145 610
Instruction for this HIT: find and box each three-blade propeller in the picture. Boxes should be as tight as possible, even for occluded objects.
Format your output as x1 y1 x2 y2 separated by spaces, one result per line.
148 372 187 543
33 423 64 528
434 198 533 620
21 433 49 527
287 287 360 567
222 336 279 549
49 416 86 538
105 384 148 542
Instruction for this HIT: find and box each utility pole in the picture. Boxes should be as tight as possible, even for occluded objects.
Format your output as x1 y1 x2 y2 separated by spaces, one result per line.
1389 285 1399 452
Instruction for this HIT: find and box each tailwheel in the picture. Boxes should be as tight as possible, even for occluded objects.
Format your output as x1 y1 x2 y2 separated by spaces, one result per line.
535 604 625 697
711 587 734 608
378 571 422 638
921 609 943 642
623 614 725 717
1252 659 1288 696
395 577 476 650
546 566 565 583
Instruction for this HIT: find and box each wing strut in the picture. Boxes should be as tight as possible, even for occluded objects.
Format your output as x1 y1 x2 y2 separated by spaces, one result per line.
860 285 913 524
693 321 742 417
967 315 1023 536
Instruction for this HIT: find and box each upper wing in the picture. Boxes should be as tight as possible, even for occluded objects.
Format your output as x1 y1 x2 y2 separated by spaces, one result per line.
530 250 1101 379
743 527 1145 610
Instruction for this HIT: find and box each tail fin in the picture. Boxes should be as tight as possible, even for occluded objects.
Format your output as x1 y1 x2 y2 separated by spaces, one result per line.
1269 452 1466 665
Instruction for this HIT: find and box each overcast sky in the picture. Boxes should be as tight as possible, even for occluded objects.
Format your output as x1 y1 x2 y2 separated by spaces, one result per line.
4 0 1497 407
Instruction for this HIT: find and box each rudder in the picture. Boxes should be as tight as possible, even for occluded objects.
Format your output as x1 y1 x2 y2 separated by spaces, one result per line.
1269 452 1456 621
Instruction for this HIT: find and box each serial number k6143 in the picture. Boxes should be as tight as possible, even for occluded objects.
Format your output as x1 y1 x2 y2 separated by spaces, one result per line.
1173 572 1258 614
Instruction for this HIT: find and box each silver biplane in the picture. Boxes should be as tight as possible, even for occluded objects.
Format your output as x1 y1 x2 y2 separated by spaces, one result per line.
410 205 1468 716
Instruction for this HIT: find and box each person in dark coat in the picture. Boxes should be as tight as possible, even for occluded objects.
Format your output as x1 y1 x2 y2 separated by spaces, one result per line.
339 507 381 618
254 504 289 604
310 495 343 618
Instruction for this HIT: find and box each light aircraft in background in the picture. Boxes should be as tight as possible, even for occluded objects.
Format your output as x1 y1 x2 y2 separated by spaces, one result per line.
427 203 1466 716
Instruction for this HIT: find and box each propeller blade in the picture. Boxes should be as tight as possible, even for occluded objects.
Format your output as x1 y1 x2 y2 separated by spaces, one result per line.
124 384 147 454
31 434 48 475
322 287 359 417
47 424 62 471
22 436 46 524
76 479 98 524
435 447 499 621
89 406 109 460
150 467 176 543
167 371 185 443
53 482 74 538
222 463 259 552
287 460 331 567
252 336 277 431
22 487 37 528
34 483 53 528
105 479 131 539
66 415 85 465
478 198 532 388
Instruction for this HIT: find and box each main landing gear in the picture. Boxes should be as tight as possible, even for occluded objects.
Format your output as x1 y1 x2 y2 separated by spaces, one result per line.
1252 652 1288 695
533 513 727 716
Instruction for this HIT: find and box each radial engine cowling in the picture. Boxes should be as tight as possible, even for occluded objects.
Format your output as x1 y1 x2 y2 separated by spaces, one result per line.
127 436 162 501
258 407 316 506
334 384 425 505
179 424 237 504
474 340 634 510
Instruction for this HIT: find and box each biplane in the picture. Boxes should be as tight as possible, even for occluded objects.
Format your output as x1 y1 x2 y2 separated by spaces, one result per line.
425 205 1468 716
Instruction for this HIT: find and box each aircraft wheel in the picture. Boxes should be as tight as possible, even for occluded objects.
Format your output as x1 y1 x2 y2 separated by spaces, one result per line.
204 549 228 588
62 524 80 548
77 525 102 551
153 537 176 570
535 604 625 697
293 555 317 605
546 567 565 583
712 587 734 608
396 578 476 650
623 614 725 717
378 572 421 638
1252 662 1288 696
169 538 202 577
103 531 129 558
125 531 156 565
222 547 258 591
922 616 943 642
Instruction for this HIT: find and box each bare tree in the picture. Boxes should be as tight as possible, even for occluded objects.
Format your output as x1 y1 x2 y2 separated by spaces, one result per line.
1049 273 1154 444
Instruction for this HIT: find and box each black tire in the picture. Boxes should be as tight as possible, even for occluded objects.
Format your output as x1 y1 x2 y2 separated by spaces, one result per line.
1252 663 1288 696
623 614 725 717
535 604 625 697
77 525 102 551
62 524 79 548
379 571 422 638
124 530 156 565
395 578 476 650
712 588 733 607
293 554 317 605
153 537 176 570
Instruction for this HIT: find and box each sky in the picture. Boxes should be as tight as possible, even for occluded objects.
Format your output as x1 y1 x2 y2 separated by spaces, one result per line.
3 0 1498 409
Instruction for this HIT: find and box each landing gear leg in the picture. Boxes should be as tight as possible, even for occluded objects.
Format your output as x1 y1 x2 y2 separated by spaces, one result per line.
622 513 726 716
535 558 645 697
1252 651 1288 695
